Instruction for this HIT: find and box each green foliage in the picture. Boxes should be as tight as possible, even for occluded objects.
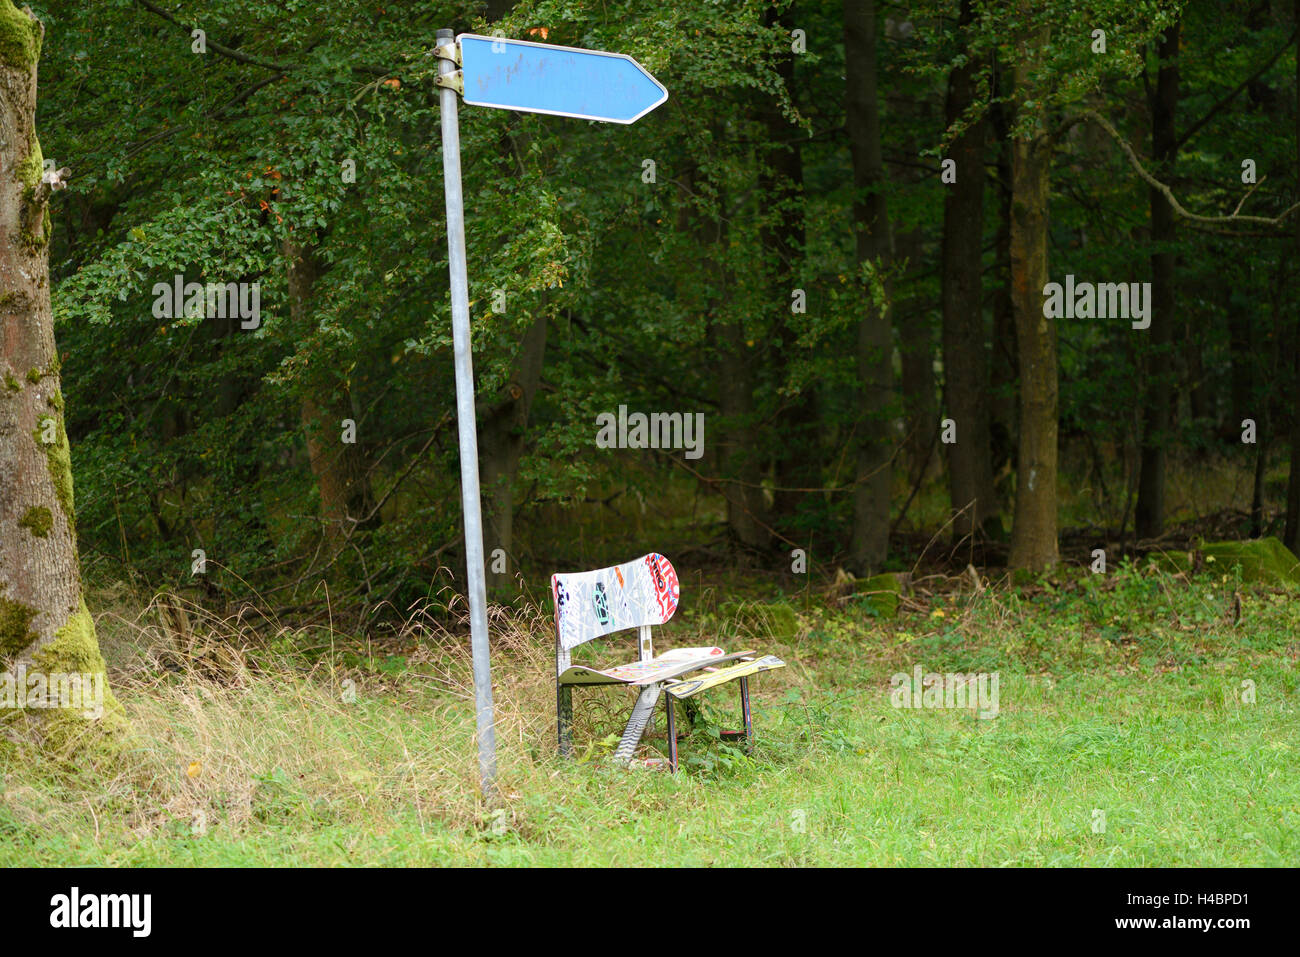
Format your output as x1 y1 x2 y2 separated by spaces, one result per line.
24 0 1300 606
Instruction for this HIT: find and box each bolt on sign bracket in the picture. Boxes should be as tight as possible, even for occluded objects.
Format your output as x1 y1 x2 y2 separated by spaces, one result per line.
433 41 461 66
434 70 464 95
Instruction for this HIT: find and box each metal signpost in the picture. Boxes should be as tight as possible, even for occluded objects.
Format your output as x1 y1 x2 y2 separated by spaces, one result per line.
433 29 667 801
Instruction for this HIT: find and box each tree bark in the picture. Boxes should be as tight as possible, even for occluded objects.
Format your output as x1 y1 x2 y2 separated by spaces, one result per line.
1225 251 1254 437
989 81 1018 485
1285 0 1300 553
897 225 939 489
0 1 126 753
286 241 374 557
479 309 547 592
1006 20 1058 572
844 0 895 575
1135 22 1180 539
941 0 999 543
762 4 818 534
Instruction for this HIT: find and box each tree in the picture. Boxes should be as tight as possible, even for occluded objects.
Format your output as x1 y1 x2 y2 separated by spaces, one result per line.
1135 21 1180 539
762 2 819 537
1006 14 1058 571
1286 0 1300 555
0 0 126 754
844 0 895 575
286 239 375 557
941 0 1000 544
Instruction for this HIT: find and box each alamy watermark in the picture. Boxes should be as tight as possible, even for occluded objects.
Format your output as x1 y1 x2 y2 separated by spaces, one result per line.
890 665 999 719
50 887 151 937
1042 275 1151 329
595 405 704 460
0 664 104 719
152 275 261 329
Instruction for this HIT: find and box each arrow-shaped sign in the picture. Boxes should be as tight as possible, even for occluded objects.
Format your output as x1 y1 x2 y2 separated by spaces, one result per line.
458 33 668 124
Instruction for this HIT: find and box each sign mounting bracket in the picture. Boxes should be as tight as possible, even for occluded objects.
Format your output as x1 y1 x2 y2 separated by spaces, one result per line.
434 69 463 94
433 41 461 66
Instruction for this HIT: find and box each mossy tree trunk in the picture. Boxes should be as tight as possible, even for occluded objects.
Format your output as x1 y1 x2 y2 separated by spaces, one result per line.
0 1 126 755
1006 19 1059 572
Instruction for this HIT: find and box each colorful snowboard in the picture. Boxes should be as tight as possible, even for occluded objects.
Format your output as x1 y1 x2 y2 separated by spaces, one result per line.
553 553 680 651
664 654 786 699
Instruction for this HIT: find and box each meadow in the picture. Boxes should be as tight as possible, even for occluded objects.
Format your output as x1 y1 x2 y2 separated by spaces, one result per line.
2 559 1294 867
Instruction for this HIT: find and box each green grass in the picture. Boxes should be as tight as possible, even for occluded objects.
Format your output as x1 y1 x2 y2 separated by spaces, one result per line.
1 563 1296 866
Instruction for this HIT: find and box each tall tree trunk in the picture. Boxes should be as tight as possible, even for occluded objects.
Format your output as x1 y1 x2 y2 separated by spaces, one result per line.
717 316 769 552
1006 21 1058 572
844 0 895 575
0 1 125 753
679 158 768 553
1285 0 1300 554
989 81 1018 485
286 241 374 557
897 225 939 489
1184 320 1210 426
762 4 818 533
941 0 999 543
1225 249 1255 438
479 309 547 592
691 128 769 553
1135 22 1180 539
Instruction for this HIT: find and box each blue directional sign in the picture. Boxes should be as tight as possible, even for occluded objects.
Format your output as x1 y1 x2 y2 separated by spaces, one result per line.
457 34 668 124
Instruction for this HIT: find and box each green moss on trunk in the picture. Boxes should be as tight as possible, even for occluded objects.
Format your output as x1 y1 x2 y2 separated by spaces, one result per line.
0 0 40 73
20 203 49 250
16 138 49 249
32 414 75 532
18 505 52 537
15 142 40 190
0 594 39 657
29 600 129 758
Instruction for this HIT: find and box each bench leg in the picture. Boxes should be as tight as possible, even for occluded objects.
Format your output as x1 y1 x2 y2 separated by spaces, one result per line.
557 684 573 758
612 683 662 764
739 676 753 751
665 695 678 773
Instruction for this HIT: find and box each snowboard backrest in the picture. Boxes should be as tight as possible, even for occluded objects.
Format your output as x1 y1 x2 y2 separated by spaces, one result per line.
551 553 680 652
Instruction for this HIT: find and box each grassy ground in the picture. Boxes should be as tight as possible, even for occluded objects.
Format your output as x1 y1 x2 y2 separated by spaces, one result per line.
1 561 1296 866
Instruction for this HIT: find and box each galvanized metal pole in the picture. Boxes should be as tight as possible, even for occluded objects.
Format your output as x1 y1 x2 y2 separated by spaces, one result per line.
436 27 497 802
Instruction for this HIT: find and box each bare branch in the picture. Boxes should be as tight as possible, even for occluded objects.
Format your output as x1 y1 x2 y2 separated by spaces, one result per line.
134 0 297 72
1083 109 1300 228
